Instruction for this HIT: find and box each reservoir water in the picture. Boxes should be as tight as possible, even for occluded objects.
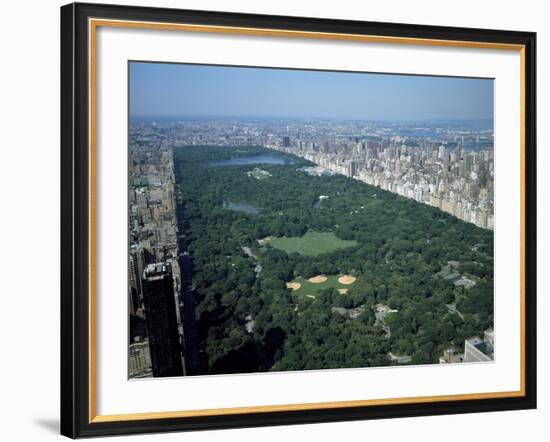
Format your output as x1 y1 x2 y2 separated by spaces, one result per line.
223 201 260 215
209 154 294 167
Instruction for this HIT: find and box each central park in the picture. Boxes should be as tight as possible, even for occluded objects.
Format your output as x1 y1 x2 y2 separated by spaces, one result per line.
174 145 494 375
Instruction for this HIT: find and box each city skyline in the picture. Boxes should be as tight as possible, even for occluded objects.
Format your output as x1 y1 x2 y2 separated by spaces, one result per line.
128 61 494 379
130 62 494 121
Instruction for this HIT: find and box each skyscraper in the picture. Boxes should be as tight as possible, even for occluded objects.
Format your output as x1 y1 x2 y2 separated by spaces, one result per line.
142 262 183 377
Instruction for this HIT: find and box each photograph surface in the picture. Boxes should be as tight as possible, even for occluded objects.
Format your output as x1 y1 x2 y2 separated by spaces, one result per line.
127 62 495 379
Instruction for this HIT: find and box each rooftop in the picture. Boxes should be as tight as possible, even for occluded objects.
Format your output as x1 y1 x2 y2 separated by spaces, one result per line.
143 262 172 280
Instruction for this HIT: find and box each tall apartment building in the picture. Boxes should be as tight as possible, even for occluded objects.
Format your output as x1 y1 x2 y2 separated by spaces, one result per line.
142 262 183 377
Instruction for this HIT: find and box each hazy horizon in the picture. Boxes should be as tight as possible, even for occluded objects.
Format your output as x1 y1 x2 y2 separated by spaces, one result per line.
130 62 494 122
130 114 493 124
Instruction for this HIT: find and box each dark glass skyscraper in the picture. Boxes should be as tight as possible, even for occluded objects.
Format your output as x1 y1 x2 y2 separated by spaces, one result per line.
142 262 183 377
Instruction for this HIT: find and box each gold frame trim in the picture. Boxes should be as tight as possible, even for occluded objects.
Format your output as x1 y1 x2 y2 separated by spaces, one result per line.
88 18 527 424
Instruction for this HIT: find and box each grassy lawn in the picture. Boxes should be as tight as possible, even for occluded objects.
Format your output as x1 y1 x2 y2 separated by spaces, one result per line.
247 168 272 180
288 274 357 297
266 231 358 256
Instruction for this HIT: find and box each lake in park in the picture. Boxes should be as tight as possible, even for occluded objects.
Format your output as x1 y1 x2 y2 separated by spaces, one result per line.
223 201 260 215
209 154 294 167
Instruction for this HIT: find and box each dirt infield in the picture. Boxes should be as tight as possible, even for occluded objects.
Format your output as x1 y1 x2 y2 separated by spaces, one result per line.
338 288 349 294
338 275 357 285
286 282 302 291
308 275 328 284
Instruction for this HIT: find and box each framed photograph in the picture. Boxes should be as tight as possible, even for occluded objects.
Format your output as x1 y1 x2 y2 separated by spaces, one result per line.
60 2 537 438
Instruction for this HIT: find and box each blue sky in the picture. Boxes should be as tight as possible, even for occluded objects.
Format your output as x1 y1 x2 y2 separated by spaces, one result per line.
130 62 493 121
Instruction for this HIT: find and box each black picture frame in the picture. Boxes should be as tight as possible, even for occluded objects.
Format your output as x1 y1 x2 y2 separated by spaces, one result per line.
61 2 537 438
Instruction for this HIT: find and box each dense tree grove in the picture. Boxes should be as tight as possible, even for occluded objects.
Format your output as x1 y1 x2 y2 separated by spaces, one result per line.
174 146 494 374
